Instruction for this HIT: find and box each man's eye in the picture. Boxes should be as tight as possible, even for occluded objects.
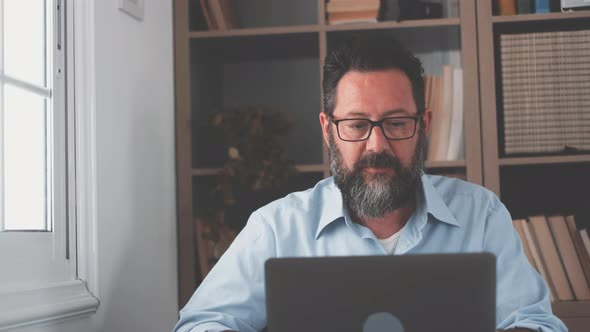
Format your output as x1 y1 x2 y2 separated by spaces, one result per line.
386 121 407 128
347 122 369 130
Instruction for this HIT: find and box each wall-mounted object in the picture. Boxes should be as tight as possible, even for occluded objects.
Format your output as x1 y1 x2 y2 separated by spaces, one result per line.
118 0 144 21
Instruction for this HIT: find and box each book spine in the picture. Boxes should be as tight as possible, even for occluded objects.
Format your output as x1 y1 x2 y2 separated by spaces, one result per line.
497 0 517 15
434 65 454 161
566 215 590 288
547 215 590 300
581 229 590 262
514 219 539 271
327 10 380 24
208 0 227 30
219 0 239 30
326 0 381 13
535 0 550 13
446 67 464 161
521 218 558 301
426 75 443 161
528 215 575 301
200 0 217 30
516 0 533 14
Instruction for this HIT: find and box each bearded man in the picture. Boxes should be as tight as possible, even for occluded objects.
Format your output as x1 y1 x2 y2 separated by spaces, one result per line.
174 36 566 332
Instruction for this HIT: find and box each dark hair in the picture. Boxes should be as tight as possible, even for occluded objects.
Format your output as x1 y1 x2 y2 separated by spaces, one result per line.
322 35 425 117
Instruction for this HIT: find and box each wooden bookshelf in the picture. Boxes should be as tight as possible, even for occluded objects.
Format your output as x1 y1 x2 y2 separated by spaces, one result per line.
173 4 589 330
478 2 590 331
175 0 481 307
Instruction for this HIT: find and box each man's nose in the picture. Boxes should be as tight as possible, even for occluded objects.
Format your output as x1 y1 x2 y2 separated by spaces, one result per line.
365 125 390 153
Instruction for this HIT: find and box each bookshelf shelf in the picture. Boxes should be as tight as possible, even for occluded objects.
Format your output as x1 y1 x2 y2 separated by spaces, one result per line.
324 17 461 32
553 300 590 317
492 10 590 24
192 164 326 176
192 162 468 177
192 168 219 176
188 25 322 39
425 160 466 168
552 301 590 330
187 18 463 39
295 164 327 173
499 155 590 166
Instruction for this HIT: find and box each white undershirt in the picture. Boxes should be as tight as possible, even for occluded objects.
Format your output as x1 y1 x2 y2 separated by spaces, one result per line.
378 230 402 255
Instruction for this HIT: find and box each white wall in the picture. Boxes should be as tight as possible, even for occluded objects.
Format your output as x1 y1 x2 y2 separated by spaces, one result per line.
16 1 179 331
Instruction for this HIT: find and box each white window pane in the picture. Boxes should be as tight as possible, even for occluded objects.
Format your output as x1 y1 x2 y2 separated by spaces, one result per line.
3 84 48 230
4 0 47 87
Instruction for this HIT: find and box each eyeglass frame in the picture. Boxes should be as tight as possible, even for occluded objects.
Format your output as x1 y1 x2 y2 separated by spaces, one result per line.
330 115 421 142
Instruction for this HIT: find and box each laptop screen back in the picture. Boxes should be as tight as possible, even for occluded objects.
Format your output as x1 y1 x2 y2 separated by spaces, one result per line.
265 253 495 332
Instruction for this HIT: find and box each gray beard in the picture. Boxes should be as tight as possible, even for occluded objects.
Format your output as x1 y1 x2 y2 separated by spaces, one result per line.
329 127 426 219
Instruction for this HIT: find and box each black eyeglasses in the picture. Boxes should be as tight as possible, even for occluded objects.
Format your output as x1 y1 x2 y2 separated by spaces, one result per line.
331 116 419 142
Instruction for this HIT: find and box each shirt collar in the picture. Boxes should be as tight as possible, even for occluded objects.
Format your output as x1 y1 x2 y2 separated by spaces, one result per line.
420 174 460 227
315 178 345 239
314 174 460 239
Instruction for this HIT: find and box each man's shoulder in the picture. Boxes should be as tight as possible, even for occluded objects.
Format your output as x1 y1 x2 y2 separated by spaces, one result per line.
425 174 497 202
255 177 337 217
424 174 505 227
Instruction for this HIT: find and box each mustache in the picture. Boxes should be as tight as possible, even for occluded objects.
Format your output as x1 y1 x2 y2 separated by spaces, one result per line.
354 152 403 172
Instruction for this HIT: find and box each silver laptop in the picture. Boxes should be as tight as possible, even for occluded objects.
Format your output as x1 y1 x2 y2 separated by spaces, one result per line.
265 253 495 332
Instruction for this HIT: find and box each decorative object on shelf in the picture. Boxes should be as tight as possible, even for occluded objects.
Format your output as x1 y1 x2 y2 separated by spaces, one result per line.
561 0 590 11
381 0 446 21
195 106 297 277
398 0 443 20
498 29 590 156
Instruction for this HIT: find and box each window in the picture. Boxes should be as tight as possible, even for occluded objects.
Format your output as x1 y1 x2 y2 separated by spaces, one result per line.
0 0 70 286
0 1 98 329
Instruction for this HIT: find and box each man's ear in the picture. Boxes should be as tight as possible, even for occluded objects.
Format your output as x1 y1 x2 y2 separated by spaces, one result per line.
319 112 331 147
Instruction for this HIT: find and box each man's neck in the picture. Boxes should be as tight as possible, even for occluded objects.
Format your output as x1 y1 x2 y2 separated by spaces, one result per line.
354 201 416 239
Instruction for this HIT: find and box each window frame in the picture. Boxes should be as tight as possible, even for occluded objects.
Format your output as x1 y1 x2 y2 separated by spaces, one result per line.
0 0 99 329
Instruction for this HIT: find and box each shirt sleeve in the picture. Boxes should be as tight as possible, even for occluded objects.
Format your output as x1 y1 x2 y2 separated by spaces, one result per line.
173 211 276 332
483 197 568 332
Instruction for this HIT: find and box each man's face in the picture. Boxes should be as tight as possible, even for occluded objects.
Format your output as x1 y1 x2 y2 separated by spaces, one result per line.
319 69 432 218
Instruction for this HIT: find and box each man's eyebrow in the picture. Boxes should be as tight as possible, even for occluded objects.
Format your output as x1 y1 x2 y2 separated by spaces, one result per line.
343 109 410 118
382 109 411 116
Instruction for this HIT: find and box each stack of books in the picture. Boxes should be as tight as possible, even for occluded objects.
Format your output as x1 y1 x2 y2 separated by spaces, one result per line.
199 0 239 30
496 0 555 15
326 0 380 25
499 29 590 155
425 65 465 161
513 214 590 302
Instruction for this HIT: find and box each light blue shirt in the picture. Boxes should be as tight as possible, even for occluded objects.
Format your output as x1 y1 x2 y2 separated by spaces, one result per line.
174 175 567 332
